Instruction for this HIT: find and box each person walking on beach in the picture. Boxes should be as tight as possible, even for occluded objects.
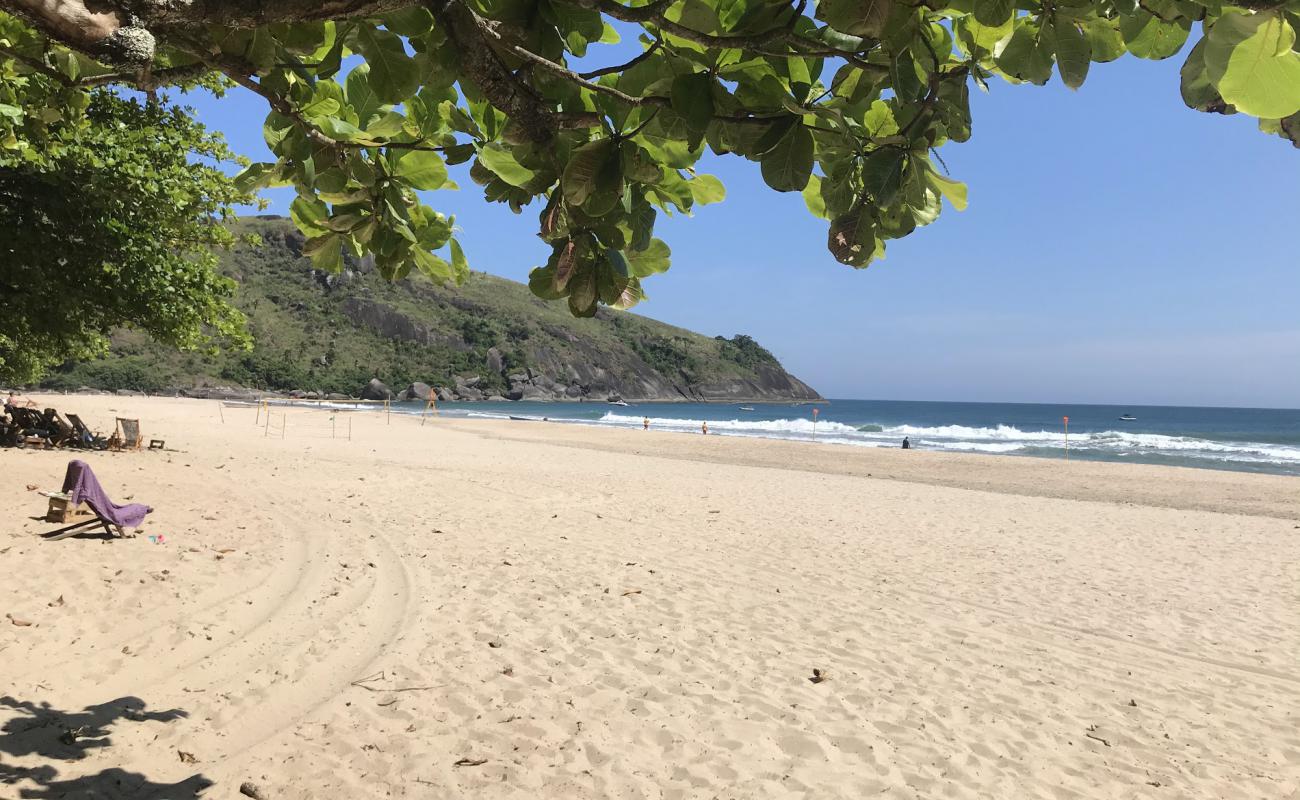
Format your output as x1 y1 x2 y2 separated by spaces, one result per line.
902 436 911 449
701 421 709 435
643 417 649 431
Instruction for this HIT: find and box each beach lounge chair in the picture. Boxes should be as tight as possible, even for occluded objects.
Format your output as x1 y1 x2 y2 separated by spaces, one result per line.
66 413 109 450
42 460 152 541
41 408 77 448
109 418 143 451
7 407 54 448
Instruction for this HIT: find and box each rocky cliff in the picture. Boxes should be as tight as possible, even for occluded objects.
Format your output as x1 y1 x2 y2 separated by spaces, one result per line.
41 217 822 403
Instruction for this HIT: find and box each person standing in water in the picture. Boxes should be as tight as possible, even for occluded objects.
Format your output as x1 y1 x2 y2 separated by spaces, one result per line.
902 436 911 449
643 417 649 431
702 421 709 435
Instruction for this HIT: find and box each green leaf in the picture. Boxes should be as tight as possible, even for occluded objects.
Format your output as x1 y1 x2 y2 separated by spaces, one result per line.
563 138 616 207
382 6 434 36
802 174 828 219
477 144 538 188
345 63 386 128
671 72 715 135
233 162 282 193
300 96 341 120
355 26 418 104
827 205 879 267
394 149 448 191
529 265 566 300
974 0 1014 27
611 276 646 310
568 267 598 316
1120 10 1191 60
291 196 330 235
304 233 343 271
925 167 968 211
449 238 470 281
1083 19 1126 63
1206 12 1300 119
996 19 1055 84
688 174 726 204
1181 38 1234 112
1052 18 1092 89
626 238 672 277
760 126 814 192
862 148 906 205
816 0 894 38
412 249 454 281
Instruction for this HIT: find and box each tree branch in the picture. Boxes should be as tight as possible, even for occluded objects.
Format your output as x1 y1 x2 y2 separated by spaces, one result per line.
579 38 661 79
426 0 558 143
1 0 122 55
0 45 72 85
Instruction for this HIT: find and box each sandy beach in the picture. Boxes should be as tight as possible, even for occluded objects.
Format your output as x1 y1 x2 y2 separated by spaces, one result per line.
2 394 1297 799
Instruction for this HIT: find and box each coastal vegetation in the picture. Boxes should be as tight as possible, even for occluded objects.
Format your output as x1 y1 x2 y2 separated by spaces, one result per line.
39 217 818 402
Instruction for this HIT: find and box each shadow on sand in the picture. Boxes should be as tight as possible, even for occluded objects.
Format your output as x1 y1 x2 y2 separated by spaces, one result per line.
0 695 212 798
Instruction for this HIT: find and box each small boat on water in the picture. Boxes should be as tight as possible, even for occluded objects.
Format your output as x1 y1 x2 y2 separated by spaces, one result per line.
609 400 629 407
739 406 755 411
1118 414 1137 421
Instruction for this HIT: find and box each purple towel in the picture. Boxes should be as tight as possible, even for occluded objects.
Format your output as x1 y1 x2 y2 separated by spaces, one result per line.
60 460 151 528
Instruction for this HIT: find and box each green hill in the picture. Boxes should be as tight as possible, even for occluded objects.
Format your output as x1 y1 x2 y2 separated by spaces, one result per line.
41 217 821 403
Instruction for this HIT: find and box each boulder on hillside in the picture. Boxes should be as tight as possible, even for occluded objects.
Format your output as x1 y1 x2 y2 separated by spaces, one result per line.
486 347 504 374
505 387 524 401
487 394 506 402
359 378 393 401
402 382 432 401
436 387 455 402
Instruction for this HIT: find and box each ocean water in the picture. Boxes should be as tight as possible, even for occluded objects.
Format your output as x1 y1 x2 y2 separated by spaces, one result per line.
370 398 1300 476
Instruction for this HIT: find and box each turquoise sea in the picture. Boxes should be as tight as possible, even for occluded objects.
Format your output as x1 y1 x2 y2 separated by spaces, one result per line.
371 398 1300 476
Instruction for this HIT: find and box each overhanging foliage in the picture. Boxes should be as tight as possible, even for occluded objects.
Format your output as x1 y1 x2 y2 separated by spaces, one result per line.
1 0 1296 321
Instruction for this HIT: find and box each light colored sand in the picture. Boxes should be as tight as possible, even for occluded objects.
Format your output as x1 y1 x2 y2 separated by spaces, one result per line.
2 394 1297 799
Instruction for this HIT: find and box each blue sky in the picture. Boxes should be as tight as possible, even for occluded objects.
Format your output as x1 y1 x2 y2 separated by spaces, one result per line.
187 49 1300 409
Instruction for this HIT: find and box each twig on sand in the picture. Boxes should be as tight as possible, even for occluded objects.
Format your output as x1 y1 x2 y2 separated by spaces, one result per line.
454 757 488 767
350 670 439 693
1085 726 1111 747
621 589 642 596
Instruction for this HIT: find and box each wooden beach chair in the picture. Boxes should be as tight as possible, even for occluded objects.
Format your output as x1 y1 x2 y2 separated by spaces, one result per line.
67 413 109 450
41 460 151 541
7 407 54 448
41 408 77 448
109 418 143 451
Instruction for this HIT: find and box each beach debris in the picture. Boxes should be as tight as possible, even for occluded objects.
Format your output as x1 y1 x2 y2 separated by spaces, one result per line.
808 668 828 684
239 782 268 799
501 667 514 677
453 757 488 767
621 589 642 597
1128 699 1138 707
59 726 88 745
488 640 503 648
350 670 438 693
6 613 32 627
177 750 198 764
1085 725 1111 747
48 595 64 607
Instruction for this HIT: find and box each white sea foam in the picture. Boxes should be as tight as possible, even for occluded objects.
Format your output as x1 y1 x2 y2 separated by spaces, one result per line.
598 412 861 435
286 400 1300 470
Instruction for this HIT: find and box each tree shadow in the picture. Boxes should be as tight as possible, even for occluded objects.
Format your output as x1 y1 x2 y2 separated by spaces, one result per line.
0 695 212 798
